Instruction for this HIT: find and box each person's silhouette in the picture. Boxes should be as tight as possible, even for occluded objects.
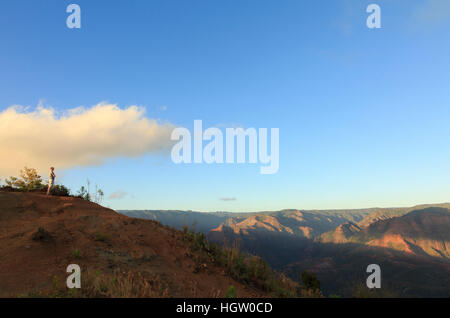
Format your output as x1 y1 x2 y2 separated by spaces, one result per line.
46 167 56 195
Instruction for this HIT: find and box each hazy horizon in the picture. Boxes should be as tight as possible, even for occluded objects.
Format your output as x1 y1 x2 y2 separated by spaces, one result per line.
117 201 450 214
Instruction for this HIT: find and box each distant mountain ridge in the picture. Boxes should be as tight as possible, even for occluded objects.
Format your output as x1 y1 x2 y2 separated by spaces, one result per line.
318 205 450 260
119 208 373 238
357 203 450 227
319 207 450 259
119 203 450 240
119 203 450 296
119 210 228 233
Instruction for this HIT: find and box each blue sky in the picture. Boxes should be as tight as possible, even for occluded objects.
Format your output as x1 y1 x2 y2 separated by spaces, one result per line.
1 0 450 211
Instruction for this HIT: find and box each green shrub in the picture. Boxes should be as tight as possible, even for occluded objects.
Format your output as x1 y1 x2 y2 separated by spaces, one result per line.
182 228 301 297
75 180 104 203
5 167 43 191
76 186 91 201
3 167 72 197
73 249 81 258
225 285 236 298
50 184 71 196
32 227 52 241
94 232 108 242
301 271 321 291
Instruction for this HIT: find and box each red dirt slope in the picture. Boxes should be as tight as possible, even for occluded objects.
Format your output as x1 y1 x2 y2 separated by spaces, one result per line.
0 191 271 297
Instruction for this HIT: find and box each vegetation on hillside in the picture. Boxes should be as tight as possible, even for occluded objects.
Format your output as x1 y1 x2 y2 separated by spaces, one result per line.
181 224 322 298
18 220 319 298
24 270 170 298
1 166 71 196
1 167 103 203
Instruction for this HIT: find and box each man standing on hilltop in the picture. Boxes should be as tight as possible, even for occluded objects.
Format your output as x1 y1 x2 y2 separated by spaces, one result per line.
46 167 55 195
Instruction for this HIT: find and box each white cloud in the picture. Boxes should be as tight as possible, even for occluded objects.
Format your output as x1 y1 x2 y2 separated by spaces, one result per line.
108 190 129 199
219 197 237 201
0 102 175 177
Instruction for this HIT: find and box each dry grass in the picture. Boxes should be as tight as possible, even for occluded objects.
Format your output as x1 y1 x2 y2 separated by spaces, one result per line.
79 270 170 298
30 270 171 298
